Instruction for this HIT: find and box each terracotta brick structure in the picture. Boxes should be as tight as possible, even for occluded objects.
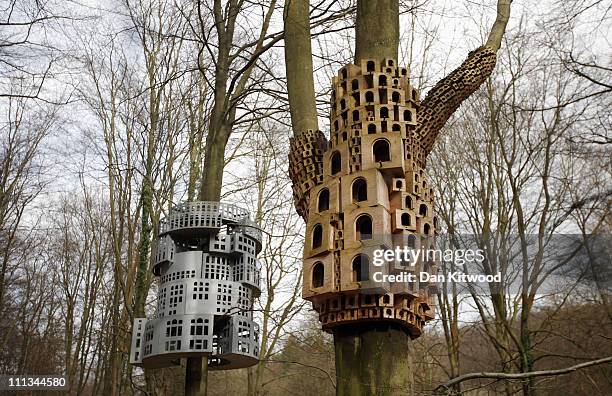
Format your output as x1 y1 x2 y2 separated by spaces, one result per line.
288 47 497 338
288 129 327 220
289 59 436 338
417 47 497 153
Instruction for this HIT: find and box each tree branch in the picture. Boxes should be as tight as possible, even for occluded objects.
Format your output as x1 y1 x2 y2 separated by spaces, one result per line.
416 0 513 156
485 0 513 51
435 356 612 393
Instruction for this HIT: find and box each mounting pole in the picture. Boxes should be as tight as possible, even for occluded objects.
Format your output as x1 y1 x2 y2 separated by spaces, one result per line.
185 357 208 396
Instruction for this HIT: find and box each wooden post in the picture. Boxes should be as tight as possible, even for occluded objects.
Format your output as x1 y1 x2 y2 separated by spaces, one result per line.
185 357 208 396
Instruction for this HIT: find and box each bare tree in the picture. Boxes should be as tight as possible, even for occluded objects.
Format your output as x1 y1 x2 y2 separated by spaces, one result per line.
77 7 192 389
0 0 75 101
234 124 308 396
0 94 55 343
429 14 612 393
284 0 513 394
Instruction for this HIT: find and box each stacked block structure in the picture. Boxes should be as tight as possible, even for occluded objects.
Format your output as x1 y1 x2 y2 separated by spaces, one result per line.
130 201 262 369
289 129 327 220
290 58 439 338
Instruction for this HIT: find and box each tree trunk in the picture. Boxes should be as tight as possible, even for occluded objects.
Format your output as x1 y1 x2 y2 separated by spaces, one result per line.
188 126 224 395
284 0 412 393
354 0 399 64
187 76 207 201
284 0 318 134
198 129 227 202
334 323 414 396
185 357 208 396
334 3 413 394
102 275 121 396
134 177 153 319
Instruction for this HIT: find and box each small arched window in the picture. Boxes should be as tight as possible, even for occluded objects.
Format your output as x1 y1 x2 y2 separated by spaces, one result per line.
353 110 360 121
355 215 373 240
419 204 428 217
373 139 391 162
352 79 359 91
367 61 375 72
352 254 369 282
340 99 346 110
331 151 341 175
392 92 400 102
312 224 323 249
412 89 417 100
424 223 431 235
312 262 324 288
341 68 347 79
352 178 368 202
368 124 376 134
392 123 401 132
379 75 387 86
318 189 329 212
380 107 389 119
404 110 412 121
401 213 411 226
405 195 413 209
366 91 374 102
395 180 403 190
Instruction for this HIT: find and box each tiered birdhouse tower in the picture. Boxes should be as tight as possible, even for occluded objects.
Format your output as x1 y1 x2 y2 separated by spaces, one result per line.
290 59 438 338
129 201 261 369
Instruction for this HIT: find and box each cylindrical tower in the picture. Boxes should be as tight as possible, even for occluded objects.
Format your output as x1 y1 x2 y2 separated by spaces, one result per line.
290 58 438 337
130 201 262 369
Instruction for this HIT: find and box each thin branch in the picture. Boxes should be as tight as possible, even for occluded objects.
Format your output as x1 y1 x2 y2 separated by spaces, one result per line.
435 356 612 392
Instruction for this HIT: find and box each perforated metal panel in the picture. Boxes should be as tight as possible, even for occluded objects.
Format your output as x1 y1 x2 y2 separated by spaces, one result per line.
130 201 261 370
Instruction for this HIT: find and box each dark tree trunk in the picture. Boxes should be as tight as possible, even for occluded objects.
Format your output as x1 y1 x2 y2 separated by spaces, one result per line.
334 323 414 396
185 357 208 396
198 128 228 202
